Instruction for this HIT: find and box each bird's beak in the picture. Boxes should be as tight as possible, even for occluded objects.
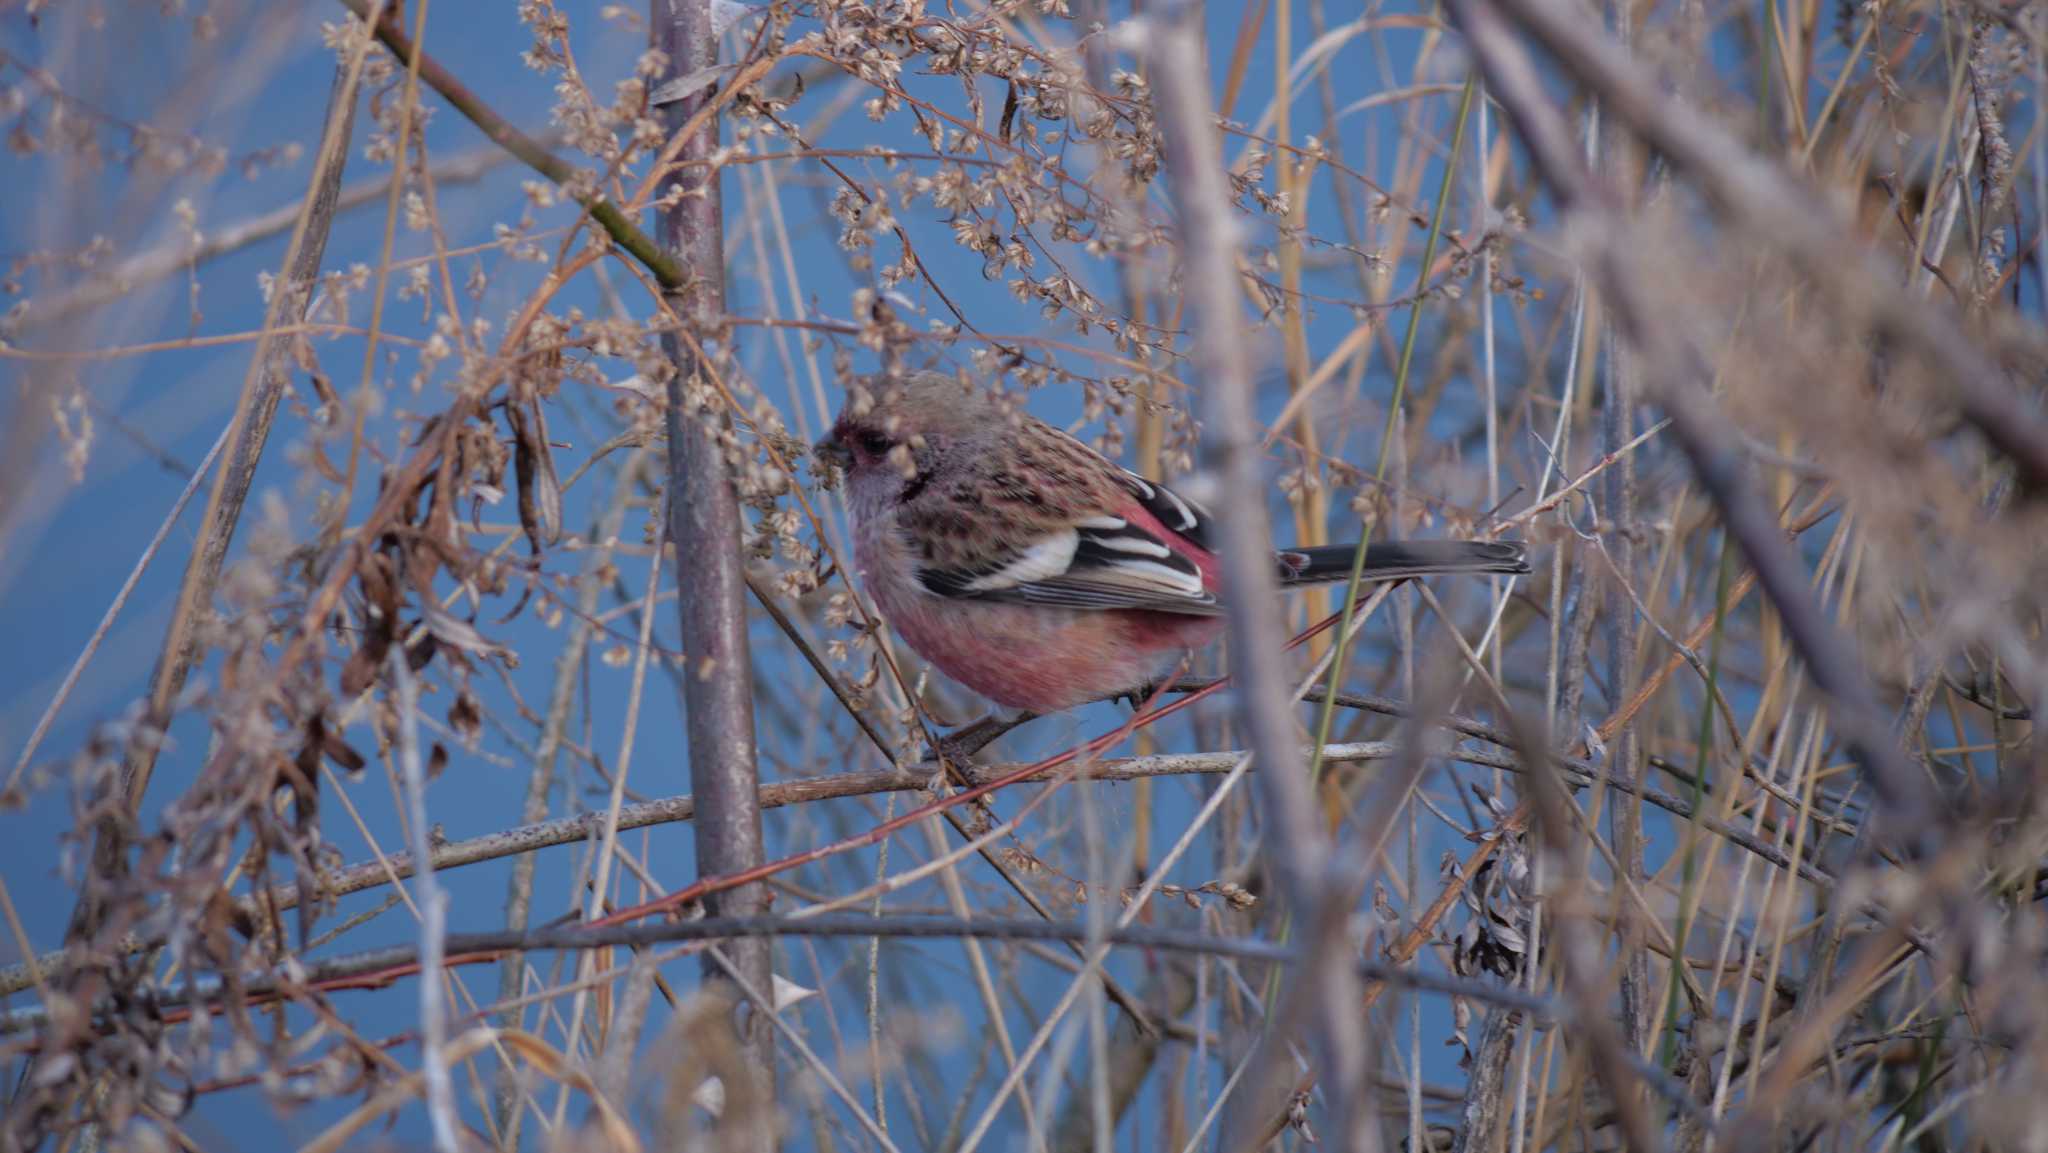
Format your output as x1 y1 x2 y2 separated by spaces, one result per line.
813 434 853 471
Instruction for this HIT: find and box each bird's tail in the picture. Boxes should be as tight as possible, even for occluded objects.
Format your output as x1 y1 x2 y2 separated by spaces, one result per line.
1276 540 1530 585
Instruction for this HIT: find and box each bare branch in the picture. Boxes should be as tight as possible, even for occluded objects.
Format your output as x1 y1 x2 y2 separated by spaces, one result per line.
388 647 459 1153
655 0 776 1127
0 915 1566 1038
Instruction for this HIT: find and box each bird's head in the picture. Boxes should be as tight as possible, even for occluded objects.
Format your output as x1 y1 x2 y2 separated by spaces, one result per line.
813 372 1010 500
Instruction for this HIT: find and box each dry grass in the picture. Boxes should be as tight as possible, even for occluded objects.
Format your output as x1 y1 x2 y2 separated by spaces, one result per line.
2 0 2046 1149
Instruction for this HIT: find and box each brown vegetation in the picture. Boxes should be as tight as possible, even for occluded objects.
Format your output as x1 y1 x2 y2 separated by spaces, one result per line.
3 0 2046 1148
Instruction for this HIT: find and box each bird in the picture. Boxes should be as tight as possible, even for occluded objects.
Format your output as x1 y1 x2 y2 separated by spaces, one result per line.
812 372 1530 714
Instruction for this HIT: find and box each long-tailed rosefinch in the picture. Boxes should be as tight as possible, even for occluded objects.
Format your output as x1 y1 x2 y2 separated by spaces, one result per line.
813 373 1530 712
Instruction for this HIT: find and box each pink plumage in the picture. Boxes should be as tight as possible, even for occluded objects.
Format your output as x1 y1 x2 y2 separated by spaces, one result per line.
815 373 1529 713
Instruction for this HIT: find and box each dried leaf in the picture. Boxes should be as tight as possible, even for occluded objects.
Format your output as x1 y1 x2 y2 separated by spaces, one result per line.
1285 1090 1317 1144
1372 881 1399 924
340 644 380 700
770 974 817 1012
404 631 437 672
320 728 366 775
651 63 738 107
360 551 400 626
691 1074 726 1118
528 403 562 544
599 374 661 403
306 438 346 485
419 604 504 658
508 402 560 552
447 691 481 745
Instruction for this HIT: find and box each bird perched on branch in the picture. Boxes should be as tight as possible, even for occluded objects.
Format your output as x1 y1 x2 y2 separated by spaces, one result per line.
813 372 1530 713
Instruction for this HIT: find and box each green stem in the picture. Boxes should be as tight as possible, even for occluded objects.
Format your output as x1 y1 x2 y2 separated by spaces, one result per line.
1307 73 1477 785
1271 74 1477 1018
1661 529 1734 1071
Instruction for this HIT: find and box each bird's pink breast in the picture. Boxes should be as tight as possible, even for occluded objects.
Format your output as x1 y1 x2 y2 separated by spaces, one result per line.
854 522 1222 711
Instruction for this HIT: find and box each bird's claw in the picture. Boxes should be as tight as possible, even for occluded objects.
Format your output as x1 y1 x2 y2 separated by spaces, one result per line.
1112 682 1168 711
934 709 1037 765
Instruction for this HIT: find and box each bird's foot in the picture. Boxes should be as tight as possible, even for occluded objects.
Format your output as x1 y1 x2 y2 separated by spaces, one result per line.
1110 685 1156 711
934 709 1037 766
1111 679 1198 712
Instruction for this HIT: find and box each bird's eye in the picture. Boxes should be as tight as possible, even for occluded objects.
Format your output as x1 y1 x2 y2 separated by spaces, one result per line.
856 429 893 456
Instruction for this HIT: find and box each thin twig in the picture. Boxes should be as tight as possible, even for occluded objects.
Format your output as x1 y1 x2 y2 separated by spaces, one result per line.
2 715 1838 1001
5 418 232 796
77 48 366 941
1491 0 2048 488
0 915 1566 1038
1447 0 1939 833
1 143 520 334
388 646 460 1153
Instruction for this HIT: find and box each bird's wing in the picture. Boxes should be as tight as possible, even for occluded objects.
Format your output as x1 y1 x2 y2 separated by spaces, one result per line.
900 420 1226 615
915 508 1221 614
1109 467 1214 552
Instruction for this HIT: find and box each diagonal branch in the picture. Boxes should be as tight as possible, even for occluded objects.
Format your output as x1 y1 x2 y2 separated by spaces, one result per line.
68 41 367 943
336 0 692 286
1487 0 2048 490
1444 0 1939 835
